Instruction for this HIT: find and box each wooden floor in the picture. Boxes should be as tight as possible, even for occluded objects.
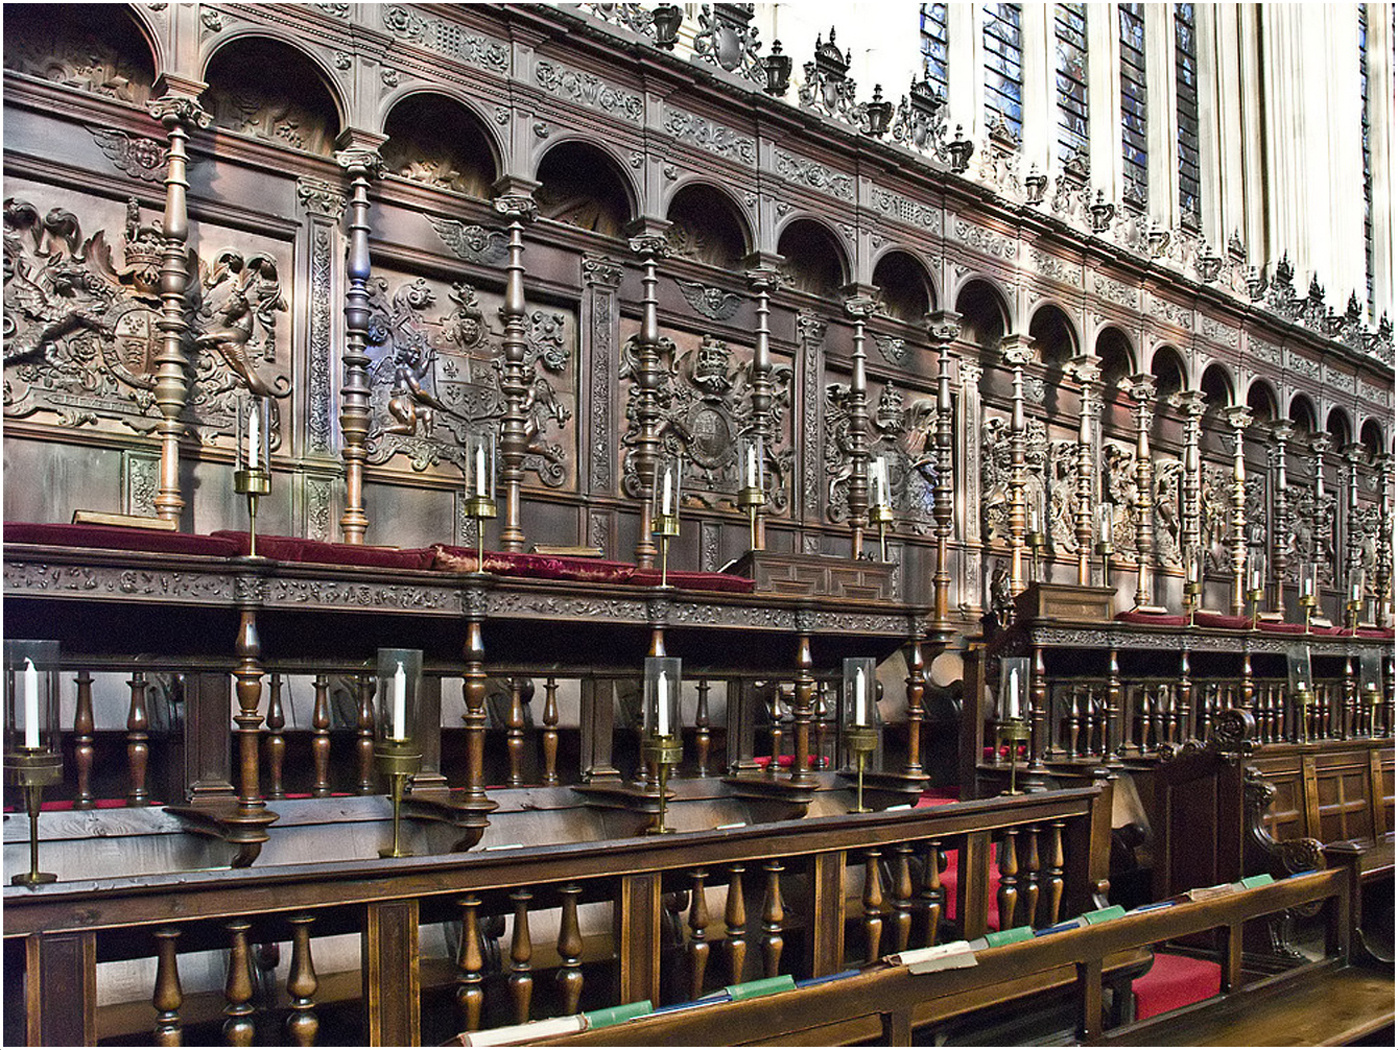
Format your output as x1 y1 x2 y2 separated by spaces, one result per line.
1097 962 1395 1046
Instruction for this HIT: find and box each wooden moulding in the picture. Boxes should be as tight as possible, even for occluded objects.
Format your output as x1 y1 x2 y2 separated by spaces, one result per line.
729 550 895 601
1014 582 1117 624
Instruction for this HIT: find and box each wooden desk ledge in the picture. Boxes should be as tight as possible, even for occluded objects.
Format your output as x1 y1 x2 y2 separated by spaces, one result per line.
1095 959 1395 1046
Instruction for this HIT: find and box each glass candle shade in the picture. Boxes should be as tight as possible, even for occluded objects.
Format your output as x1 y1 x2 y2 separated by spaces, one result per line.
1300 561 1318 599
869 454 893 511
643 657 682 740
1247 549 1265 595
842 657 877 729
4 640 60 755
466 427 497 503
651 455 683 525
376 648 423 746
999 656 1030 721
739 432 765 491
236 393 271 473
1286 644 1314 698
1359 651 1383 696
1348 566 1367 605
1094 502 1114 551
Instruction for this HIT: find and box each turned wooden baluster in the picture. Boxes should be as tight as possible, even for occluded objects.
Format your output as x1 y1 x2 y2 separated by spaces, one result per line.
456 896 485 1032
509 889 533 1024
919 841 943 947
814 683 831 770
724 864 747 984
1240 653 1255 716
265 673 286 800
310 674 331 797
152 927 182 1046
1178 650 1193 742
223 921 255 1046
1067 686 1082 756
1043 821 1066 926
286 915 318 1047
507 679 527 787
1093 689 1108 758
1020 826 1041 928
356 674 376 794
556 884 584 1015
861 849 885 963
541 677 560 786
760 859 785 977
1344 658 1358 739
889 843 914 953
1199 684 1215 739
766 688 783 778
694 679 711 776
127 670 150 806
73 669 95 810
687 869 710 1000
996 830 1019 931
1163 684 1178 745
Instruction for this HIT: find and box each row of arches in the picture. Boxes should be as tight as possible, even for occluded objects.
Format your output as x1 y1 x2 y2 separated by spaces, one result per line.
9 5 1385 455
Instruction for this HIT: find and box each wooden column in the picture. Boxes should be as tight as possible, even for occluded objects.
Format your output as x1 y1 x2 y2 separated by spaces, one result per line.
628 234 669 569
1269 419 1295 614
790 623 816 787
25 931 96 1047
363 900 419 1047
805 851 846 977
1225 406 1254 616
1126 375 1158 609
746 262 782 549
903 631 926 777
494 192 539 553
146 84 209 525
928 311 963 632
1175 389 1207 580
1067 356 1103 587
615 872 662 1006
844 294 877 558
335 140 385 544
1001 336 1036 592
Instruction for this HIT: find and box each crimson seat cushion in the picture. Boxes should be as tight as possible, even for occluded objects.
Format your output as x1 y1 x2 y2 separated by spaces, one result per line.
1191 611 1253 630
1256 619 1342 635
1133 951 1221 1020
432 545 638 583
1115 610 1188 627
212 531 435 570
4 521 242 558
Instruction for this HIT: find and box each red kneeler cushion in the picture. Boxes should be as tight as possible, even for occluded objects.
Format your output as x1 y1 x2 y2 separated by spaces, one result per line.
5 521 242 558
1115 610 1189 627
212 531 436 570
1133 951 1221 1020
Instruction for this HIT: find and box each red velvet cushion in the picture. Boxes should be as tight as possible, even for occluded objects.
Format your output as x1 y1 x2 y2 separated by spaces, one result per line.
631 568 756 594
4 521 241 558
1115 610 1188 626
1133 951 1221 1020
1192 611 1254 630
1355 627 1395 639
432 545 638 583
211 531 435 570
1256 620 1342 635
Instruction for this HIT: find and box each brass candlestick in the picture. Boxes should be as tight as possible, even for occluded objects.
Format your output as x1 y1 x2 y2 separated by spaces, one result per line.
7 750 62 886
995 717 1030 795
465 494 497 572
652 513 680 587
233 467 271 558
738 484 764 551
1299 592 1317 634
869 503 894 562
846 725 877 813
1183 580 1201 627
1027 528 1046 583
1095 540 1113 588
374 740 422 858
1248 587 1265 629
642 734 683 834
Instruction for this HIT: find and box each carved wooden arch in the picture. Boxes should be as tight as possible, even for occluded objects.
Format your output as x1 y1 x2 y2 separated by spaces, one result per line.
1198 360 1237 409
952 274 1013 357
1359 417 1387 457
1147 342 1188 393
1091 321 1139 376
1243 375 1281 422
1287 390 1320 433
1325 404 1354 447
531 135 641 227
870 244 941 319
199 28 348 133
774 213 852 295
116 2 167 81
1027 299 1081 363
661 177 754 264
377 86 505 184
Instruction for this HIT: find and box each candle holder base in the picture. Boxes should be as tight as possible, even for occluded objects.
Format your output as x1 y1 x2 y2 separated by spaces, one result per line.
994 718 1030 796
5 751 63 888
641 735 682 835
234 468 271 558
844 727 878 814
651 518 679 587
374 743 422 859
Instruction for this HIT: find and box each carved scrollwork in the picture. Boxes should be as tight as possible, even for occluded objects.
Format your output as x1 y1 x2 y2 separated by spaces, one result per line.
672 277 742 321
1208 707 1255 761
828 382 937 532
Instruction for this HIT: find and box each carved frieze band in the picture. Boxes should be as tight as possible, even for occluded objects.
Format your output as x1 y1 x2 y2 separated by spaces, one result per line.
381 6 509 72
870 187 942 233
662 109 755 164
1146 292 1192 330
1287 350 1321 380
1199 314 1237 346
773 150 854 202
535 61 642 121
1029 248 1080 288
1092 273 1139 309
953 219 1018 259
4 561 234 603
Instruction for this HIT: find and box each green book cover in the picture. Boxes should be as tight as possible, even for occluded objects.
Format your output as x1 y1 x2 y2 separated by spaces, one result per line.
1083 905 1127 925
584 1000 653 1029
726 975 797 1001
985 926 1034 946
1239 873 1275 888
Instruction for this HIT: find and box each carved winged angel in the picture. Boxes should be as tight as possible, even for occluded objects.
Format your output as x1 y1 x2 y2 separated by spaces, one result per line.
194 250 289 397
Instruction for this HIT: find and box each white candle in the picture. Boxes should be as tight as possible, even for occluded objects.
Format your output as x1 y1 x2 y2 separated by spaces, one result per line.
1008 667 1020 719
1028 506 1040 535
22 657 39 749
247 402 260 469
874 459 889 507
1098 508 1112 544
1250 566 1262 592
1302 570 1314 597
656 672 669 736
475 443 487 497
391 660 407 741
854 665 867 725
747 446 758 488
1351 576 1364 602
661 468 672 516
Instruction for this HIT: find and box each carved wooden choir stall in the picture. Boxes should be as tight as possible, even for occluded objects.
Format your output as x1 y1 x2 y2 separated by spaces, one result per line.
2 3 1393 1047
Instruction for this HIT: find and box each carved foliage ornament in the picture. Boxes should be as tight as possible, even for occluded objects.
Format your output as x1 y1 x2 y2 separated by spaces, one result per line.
3 196 288 441
662 108 756 164
535 61 642 122
827 381 938 532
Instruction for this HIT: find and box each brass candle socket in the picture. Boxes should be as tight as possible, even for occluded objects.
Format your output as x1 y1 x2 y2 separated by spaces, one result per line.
738 485 764 551
1095 541 1113 587
845 725 877 813
652 513 680 587
995 717 1030 796
233 467 271 558
6 749 63 886
1027 531 1046 582
1184 580 1201 626
1299 592 1317 633
465 494 498 572
1295 688 1317 743
373 741 422 858
869 504 894 562
1248 588 1265 628
642 734 683 834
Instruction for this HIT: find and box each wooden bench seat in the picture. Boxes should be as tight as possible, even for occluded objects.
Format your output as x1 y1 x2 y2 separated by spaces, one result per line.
1097 958 1394 1046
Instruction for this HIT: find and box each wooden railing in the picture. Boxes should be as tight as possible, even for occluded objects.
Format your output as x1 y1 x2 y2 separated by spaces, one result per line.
4 786 1109 1046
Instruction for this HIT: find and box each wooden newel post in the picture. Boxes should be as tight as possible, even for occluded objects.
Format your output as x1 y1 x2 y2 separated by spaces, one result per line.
494 191 539 553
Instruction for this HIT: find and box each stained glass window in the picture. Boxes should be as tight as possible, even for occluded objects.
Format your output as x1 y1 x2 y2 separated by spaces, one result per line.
1056 3 1090 167
1120 3 1148 204
983 3 1024 140
920 3 950 100
1176 4 1200 227
1361 4 1374 311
